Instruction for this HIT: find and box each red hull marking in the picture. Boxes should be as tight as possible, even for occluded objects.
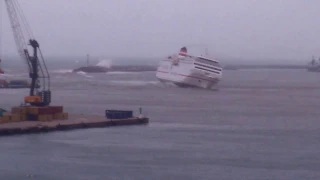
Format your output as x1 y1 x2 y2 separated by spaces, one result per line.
157 70 169 73
156 71 217 82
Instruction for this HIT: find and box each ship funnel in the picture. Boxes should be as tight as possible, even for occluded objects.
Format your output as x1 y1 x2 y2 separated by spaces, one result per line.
179 47 187 57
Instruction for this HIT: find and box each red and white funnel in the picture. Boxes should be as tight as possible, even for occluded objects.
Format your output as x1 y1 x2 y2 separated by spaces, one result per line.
178 47 187 57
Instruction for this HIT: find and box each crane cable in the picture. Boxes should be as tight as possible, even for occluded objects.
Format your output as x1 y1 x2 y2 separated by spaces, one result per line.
1 0 49 91
13 0 49 90
13 0 34 39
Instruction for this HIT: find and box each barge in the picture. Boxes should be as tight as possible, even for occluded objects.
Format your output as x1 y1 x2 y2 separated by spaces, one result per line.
0 79 35 88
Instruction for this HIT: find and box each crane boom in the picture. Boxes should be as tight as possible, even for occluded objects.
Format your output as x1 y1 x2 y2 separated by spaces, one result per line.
5 0 32 72
4 0 51 106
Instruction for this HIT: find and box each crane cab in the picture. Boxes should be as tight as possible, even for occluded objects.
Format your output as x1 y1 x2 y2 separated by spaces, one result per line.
24 95 41 103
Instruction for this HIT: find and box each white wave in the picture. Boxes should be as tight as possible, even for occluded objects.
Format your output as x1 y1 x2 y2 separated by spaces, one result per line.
52 69 73 73
157 81 179 88
76 71 86 75
0 89 26 94
96 59 112 68
110 80 158 86
107 71 142 75
76 71 93 78
0 73 27 78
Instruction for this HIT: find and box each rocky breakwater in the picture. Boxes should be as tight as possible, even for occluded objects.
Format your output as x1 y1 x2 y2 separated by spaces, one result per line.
109 65 157 72
73 65 157 73
72 65 109 73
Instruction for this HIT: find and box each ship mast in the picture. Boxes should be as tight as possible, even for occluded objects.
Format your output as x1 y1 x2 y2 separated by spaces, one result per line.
86 54 90 66
205 48 209 56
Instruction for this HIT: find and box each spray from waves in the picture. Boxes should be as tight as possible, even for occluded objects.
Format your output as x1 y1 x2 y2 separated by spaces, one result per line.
0 88 26 95
110 80 160 87
107 71 145 75
51 69 73 74
96 59 112 68
158 81 179 88
0 73 27 79
107 80 183 89
51 69 93 78
51 59 112 75
76 71 93 78
51 68 93 77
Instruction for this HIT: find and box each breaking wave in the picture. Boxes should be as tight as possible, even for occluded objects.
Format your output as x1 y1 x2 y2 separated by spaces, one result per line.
107 71 143 75
51 69 94 78
110 80 159 86
96 59 112 68
76 71 93 78
0 73 27 78
51 69 73 74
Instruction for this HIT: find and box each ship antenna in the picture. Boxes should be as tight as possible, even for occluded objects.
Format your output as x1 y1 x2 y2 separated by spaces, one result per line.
205 47 209 56
86 54 90 66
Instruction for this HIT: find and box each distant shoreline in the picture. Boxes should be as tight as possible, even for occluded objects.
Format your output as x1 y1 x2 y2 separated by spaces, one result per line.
223 65 306 70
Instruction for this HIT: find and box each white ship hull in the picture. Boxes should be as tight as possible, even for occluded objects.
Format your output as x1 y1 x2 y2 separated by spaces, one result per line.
156 56 222 89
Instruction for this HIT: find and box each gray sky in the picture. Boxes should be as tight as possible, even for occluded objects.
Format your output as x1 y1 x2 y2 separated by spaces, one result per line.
0 0 319 62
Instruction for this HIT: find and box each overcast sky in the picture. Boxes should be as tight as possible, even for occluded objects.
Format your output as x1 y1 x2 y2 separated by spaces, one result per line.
0 0 319 62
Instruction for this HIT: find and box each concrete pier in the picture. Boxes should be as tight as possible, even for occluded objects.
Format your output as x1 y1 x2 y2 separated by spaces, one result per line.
0 114 149 136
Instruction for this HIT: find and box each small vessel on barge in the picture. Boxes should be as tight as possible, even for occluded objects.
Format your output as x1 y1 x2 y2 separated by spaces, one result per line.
307 56 320 72
156 47 223 89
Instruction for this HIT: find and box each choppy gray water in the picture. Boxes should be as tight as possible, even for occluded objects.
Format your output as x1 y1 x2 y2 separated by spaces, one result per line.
1 66 320 179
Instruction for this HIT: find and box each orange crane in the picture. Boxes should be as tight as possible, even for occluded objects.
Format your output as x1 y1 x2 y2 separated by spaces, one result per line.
4 0 51 106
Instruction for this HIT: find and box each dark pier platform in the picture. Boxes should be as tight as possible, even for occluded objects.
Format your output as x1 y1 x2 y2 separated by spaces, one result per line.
0 114 149 137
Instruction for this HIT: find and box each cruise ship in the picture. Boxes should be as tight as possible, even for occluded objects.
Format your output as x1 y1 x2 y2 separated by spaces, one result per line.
156 47 223 89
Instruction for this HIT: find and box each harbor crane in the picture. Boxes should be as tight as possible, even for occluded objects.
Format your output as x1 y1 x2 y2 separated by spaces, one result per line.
4 0 51 106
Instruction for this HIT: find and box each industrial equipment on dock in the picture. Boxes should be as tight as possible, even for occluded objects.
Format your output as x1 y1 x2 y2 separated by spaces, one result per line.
0 106 68 123
0 0 68 122
4 0 51 106
0 1 150 128
105 110 133 119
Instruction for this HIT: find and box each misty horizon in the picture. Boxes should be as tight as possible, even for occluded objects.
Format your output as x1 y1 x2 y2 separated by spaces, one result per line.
0 0 319 64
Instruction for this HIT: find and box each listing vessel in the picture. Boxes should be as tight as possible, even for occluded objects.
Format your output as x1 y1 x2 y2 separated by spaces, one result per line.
156 47 223 89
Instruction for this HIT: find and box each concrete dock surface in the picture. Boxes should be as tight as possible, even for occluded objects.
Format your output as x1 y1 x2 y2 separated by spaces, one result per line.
0 114 149 136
